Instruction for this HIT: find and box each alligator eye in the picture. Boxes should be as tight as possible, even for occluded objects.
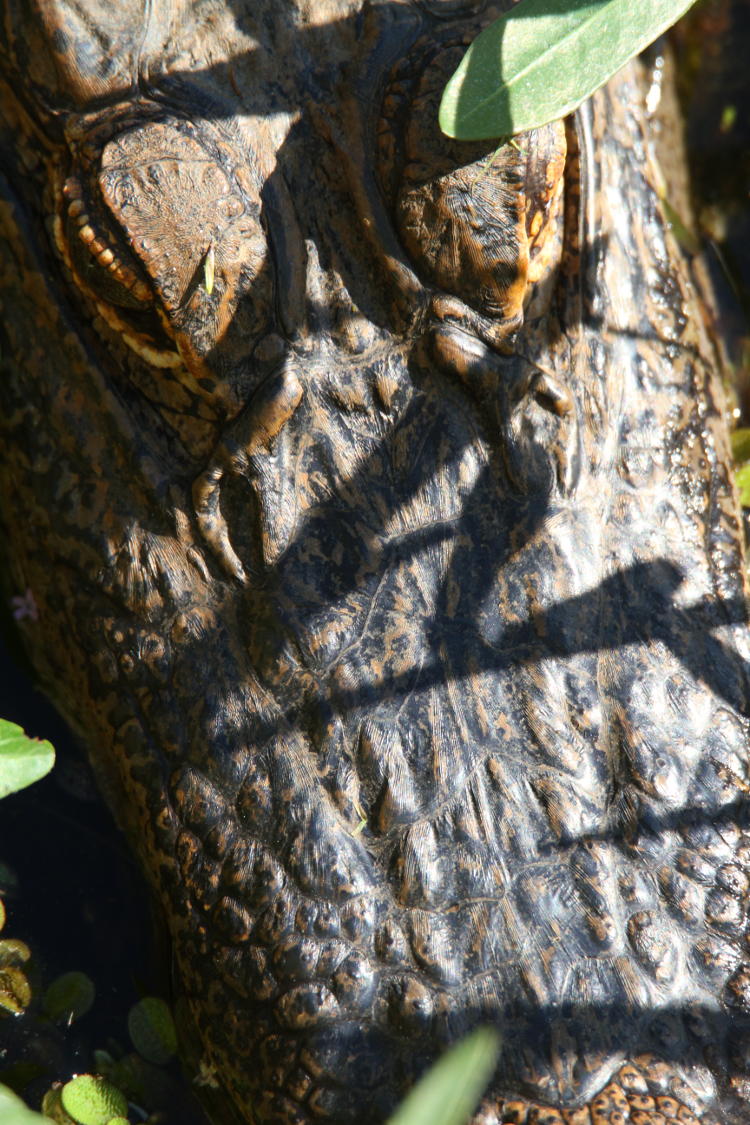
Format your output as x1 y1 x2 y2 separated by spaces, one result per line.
57 173 180 365
57 114 276 402
378 41 566 325
97 118 274 376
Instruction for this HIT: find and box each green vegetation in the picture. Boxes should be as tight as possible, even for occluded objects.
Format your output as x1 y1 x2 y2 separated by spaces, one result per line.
0 719 54 799
385 1029 501 1125
732 429 750 507
59 1075 129 1125
440 0 698 140
126 998 178 1066
0 722 168 1125
43 971 96 1024
0 722 48 1020
0 1083 50 1125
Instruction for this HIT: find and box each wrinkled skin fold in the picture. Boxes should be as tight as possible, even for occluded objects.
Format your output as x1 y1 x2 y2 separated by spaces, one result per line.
1 1 750 1122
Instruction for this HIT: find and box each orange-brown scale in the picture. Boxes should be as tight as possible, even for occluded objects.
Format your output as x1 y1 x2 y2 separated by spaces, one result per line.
480 1061 712 1122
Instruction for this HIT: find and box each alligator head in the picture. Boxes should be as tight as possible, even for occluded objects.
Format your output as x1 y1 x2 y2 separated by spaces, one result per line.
1 1 750 1122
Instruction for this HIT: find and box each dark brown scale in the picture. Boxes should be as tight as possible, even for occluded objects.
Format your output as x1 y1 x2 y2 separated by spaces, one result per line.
0 2 749 1125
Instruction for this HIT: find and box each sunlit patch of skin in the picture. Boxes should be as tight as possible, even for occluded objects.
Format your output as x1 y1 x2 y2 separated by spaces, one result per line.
376 37 568 348
525 125 567 288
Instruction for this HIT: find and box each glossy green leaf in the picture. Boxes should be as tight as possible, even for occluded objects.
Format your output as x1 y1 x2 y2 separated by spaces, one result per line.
0 1084 50 1125
385 1028 500 1125
60 1075 128 1125
0 937 31 967
440 0 698 140
0 965 32 1015
735 463 750 508
0 720 54 799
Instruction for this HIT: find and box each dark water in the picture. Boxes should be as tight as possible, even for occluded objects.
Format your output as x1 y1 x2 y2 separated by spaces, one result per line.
0 631 209 1123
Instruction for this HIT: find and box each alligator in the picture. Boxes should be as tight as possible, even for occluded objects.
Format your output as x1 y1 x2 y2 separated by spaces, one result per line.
1 1 750 1122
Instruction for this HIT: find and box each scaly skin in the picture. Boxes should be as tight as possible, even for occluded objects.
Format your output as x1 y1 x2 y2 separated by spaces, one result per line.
1 2 750 1122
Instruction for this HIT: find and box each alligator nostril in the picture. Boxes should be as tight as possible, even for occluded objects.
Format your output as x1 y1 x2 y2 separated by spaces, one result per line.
529 370 573 416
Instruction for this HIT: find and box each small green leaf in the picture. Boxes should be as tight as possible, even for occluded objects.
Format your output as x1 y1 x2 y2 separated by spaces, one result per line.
203 243 215 295
731 428 750 464
0 966 32 1014
0 720 54 800
41 1085 76 1124
43 971 96 1024
735 463 750 508
0 1083 50 1125
127 997 177 1065
0 938 32 967
60 1075 128 1125
385 1028 500 1125
720 104 737 134
440 0 699 140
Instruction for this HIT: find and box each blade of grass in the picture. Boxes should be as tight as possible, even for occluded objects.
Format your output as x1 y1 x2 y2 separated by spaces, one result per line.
385 1028 500 1125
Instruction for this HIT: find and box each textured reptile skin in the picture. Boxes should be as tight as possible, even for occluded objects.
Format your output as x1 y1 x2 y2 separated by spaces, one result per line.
1 2 749 1123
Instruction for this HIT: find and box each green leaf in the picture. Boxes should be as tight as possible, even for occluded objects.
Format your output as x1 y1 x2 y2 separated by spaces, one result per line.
60 1075 128 1125
0 1084 50 1125
731 428 750 464
735 463 750 508
127 997 177 1065
440 0 698 140
0 937 31 967
385 1028 500 1125
0 720 54 800
43 971 96 1024
41 1085 76 1124
0 966 32 1015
